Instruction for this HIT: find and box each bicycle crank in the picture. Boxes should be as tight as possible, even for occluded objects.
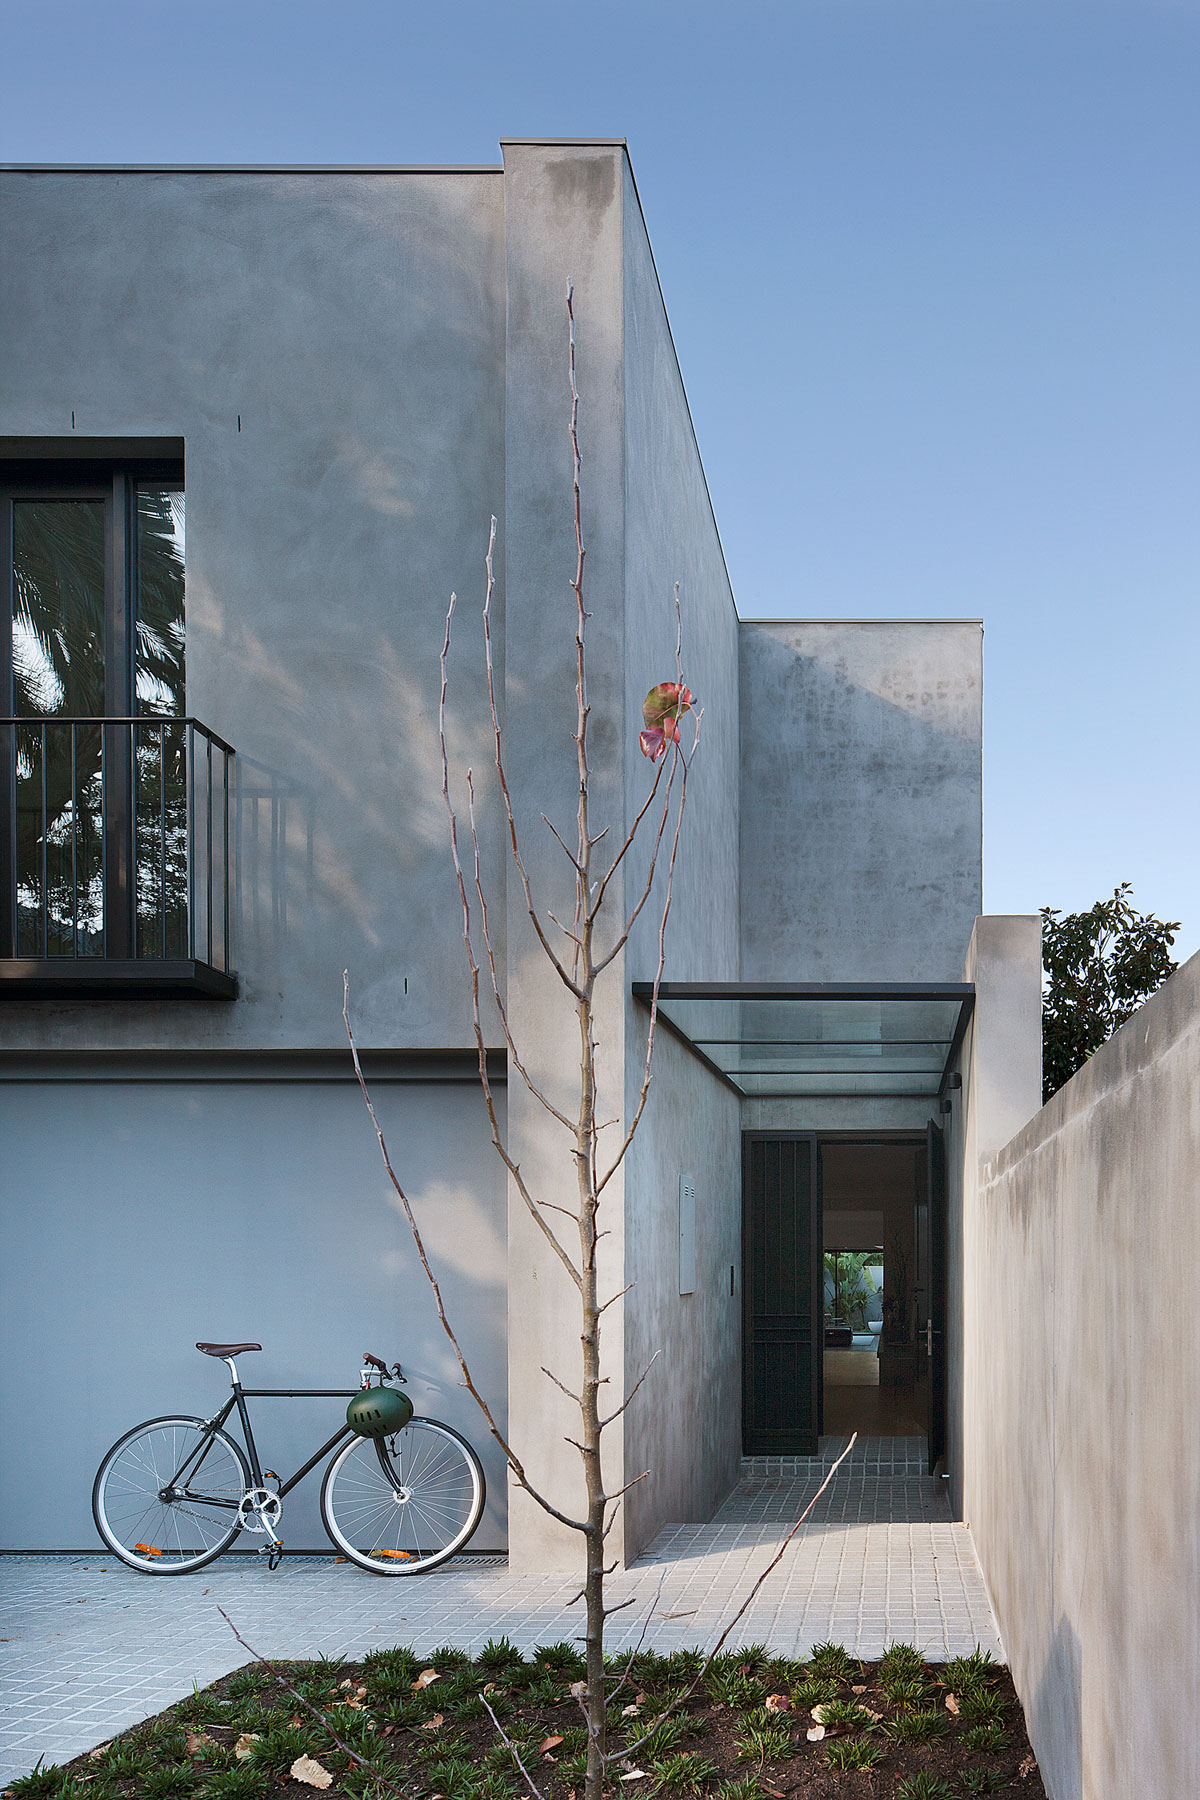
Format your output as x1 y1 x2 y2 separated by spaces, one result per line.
238 1485 284 1562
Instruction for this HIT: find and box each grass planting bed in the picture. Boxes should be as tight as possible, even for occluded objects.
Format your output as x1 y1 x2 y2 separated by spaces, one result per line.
5 1640 1045 1800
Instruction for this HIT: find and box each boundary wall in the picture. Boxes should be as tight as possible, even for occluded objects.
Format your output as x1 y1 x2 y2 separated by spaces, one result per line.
967 948 1200 1800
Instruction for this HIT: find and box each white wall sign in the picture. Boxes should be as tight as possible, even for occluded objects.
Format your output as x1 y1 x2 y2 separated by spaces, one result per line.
678 1174 697 1295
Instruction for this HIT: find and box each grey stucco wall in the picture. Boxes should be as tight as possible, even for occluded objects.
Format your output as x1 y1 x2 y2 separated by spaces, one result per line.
739 621 982 982
946 914 1042 1520
498 142 631 1569
0 1065 508 1551
0 167 507 1052
967 947 1200 1800
620 160 742 1551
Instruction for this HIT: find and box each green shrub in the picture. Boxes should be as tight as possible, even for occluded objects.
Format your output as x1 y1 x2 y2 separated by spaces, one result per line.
806 1642 856 1682
824 1737 882 1770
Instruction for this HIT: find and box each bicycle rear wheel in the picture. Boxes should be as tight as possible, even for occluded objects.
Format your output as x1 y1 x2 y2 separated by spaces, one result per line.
321 1417 485 1574
92 1416 249 1573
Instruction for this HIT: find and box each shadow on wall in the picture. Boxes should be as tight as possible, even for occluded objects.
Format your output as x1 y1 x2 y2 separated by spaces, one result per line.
1028 1614 1082 1800
739 625 982 983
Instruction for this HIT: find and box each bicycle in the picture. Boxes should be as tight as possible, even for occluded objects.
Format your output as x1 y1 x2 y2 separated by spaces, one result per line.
91 1343 486 1576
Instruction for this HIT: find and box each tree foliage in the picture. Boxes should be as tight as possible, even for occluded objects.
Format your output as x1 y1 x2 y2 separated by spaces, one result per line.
1041 884 1180 1102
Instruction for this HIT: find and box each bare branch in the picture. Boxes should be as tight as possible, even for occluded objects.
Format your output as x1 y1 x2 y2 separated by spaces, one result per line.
603 1595 638 1617
343 975 585 1534
597 1282 634 1317
440 587 583 1290
541 811 585 873
596 735 695 1195
481 1693 549 1800
590 745 680 973
476 516 586 1002
600 1350 660 1428
610 1436 859 1768
602 1468 649 1504
542 1366 582 1405
587 750 667 921
217 1608 407 1796
606 1572 668 1704
465 773 576 1133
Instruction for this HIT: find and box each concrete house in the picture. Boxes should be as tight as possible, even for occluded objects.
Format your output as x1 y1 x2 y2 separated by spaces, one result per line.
9 136 1199 1800
0 144 1040 1575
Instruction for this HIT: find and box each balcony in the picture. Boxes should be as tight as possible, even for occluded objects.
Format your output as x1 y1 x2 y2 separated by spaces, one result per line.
0 717 237 998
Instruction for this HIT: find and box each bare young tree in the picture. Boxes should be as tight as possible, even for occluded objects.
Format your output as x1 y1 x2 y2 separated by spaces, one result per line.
344 282 700 1800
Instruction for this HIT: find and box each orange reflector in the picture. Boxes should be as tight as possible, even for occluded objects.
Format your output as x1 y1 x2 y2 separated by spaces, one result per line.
369 1548 413 1560
135 1544 164 1556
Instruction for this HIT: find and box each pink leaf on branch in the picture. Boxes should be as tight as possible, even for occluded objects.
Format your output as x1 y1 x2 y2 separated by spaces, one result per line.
639 682 695 761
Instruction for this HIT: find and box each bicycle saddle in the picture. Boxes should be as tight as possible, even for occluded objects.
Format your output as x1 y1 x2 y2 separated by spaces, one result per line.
196 1341 262 1356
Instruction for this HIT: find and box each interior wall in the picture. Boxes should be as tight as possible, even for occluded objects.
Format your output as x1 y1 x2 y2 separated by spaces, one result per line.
0 1064 508 1552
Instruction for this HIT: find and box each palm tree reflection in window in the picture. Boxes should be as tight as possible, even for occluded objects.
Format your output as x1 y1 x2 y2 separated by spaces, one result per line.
132 488 188 958
11 486 186 957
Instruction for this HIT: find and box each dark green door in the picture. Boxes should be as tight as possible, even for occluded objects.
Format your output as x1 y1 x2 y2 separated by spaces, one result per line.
742 1133 820 1454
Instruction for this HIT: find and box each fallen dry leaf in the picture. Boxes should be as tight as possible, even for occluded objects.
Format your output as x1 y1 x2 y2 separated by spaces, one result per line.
290 1754 334 1790
234 1733 260 1761
421 1712 445 1732
413 1668 441 1690
570 1680 587 1699
538 1736 564 1754
810 1704 829 1723
185 1731 214 1758
620 1769 648 1782
88 1743 111 1761
805 1724 825 1742
762 1786 786 1799
764 1692 791 1714
944 1693 960 1715
483 1682 498 1695
621 1703 640 1717
851 1684 867 1695
1019 1753 1037 1779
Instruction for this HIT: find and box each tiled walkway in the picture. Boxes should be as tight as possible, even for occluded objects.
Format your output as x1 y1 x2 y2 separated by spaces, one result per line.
0 1438 1001 1788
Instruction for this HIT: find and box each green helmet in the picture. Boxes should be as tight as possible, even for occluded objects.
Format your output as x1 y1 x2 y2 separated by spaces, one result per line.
346 1385 414 1438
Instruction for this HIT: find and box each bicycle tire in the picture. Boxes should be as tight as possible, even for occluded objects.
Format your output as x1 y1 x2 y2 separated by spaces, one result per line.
92 1415 250 1574
320 1417 485 1574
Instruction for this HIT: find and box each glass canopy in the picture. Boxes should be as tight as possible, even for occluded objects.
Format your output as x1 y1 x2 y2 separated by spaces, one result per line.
631 983 974 1099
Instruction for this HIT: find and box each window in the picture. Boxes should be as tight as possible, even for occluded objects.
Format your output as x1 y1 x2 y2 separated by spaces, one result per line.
2 455 233 991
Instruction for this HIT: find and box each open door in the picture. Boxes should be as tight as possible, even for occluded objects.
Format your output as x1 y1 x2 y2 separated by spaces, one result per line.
925 1117 947 1476
742 1134 820 1454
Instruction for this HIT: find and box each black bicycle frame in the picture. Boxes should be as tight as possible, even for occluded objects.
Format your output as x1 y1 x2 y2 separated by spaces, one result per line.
170 1381 383 1506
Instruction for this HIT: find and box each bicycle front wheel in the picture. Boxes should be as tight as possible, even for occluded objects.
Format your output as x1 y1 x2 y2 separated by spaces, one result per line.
92 1416 249 1573
321 1418 485 1574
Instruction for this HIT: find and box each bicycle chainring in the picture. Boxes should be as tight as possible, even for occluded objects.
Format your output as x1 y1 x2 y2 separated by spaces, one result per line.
237 1488 283 1535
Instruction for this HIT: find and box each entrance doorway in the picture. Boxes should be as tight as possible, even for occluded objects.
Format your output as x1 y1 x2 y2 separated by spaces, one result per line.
742 1131 946 1466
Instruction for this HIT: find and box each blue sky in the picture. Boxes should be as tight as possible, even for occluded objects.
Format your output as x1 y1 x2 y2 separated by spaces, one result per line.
6 0 1198 956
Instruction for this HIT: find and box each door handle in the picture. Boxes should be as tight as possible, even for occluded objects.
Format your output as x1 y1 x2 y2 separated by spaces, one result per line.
926 1320 933 1357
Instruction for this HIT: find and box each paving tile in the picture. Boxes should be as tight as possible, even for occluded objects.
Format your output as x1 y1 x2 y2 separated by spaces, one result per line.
0 1437 1000 1787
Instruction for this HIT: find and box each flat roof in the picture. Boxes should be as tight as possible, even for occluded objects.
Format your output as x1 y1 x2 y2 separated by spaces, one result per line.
633 982 974 1101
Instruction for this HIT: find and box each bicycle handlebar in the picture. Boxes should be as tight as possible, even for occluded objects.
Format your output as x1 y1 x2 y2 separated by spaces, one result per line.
363 1351 405 1383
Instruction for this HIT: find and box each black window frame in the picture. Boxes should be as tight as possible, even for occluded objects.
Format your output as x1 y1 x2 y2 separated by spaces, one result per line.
1 455 189 968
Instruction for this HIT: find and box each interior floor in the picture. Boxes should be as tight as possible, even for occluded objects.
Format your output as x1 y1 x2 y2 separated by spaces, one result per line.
822 1352 926 1435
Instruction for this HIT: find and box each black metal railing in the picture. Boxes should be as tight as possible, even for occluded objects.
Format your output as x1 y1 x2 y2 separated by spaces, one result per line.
0 717 235 975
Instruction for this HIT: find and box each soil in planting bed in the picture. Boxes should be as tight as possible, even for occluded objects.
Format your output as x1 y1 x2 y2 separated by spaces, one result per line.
4 1640 1046 1800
